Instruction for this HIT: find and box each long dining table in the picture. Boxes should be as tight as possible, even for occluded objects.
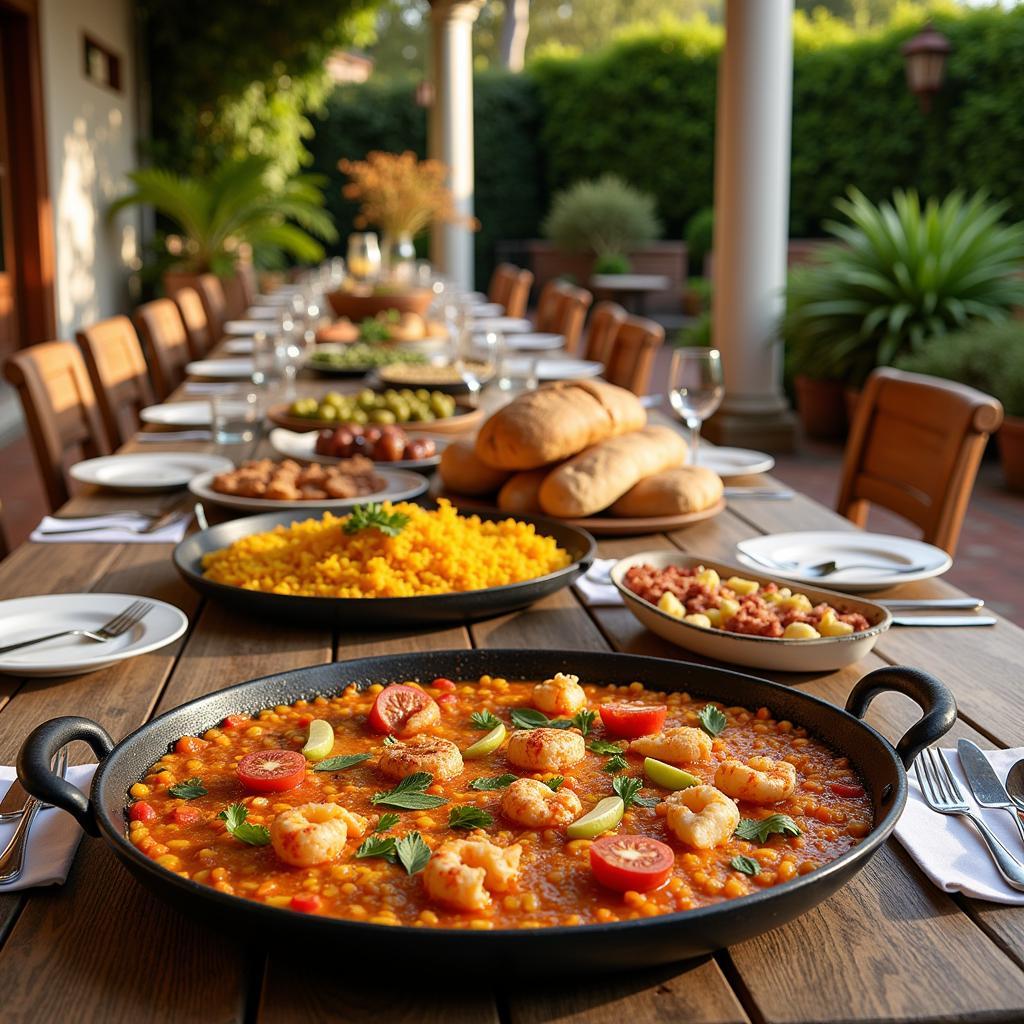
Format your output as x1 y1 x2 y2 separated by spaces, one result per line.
1 344 1024 1024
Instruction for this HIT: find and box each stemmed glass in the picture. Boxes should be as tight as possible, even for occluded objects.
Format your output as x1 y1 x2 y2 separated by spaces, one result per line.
667 348 724 465
455 331 499 409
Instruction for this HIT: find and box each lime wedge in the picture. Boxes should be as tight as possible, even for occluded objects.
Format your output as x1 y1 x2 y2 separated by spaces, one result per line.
302 719 335 762
463 723 507 759
644 757 700 790
566 796 624 840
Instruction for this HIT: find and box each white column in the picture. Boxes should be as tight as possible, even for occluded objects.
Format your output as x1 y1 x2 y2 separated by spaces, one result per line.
706 0 796 449
428 0 482 291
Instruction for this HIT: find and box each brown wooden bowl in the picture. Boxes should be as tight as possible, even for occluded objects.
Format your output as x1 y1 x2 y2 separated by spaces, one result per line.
267 402 484 436
325 288 434 320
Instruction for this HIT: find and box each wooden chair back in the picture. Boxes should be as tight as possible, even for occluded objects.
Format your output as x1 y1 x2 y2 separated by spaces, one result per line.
488 263 518 309
135 299 191 399
583 301 628 363
172 287 213 358
837 367 1003 555
195 273 228 340
495 266 533 319
222 267 256 320
534 281 593 354
3 341 111 510
76 317 155 448
602 315 665 395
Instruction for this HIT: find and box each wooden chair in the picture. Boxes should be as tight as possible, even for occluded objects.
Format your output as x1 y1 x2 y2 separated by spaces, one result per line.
583 301 628 364
195 273 228 341
4 341 111 510
135 298 192 399
487 263 533 319
534 280 593 354
76 317 156 448
601 315 665 396
836 367 1003 556
222 266 256 320
171 286 213 358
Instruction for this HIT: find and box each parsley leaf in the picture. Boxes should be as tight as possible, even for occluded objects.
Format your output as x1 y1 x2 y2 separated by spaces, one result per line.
571 709 596 736
734 814 802 843
468 774 517 791
382 735 398 746
395 832 432 875
217 803 271 847
342 502 410 537
314 753 372 773
588 739 626 755
356 836 397 862
374 813 400 834
603 754 629 774
544 776 564 792
448 806 494 830
168 777 207 800
611 775 657 809
371 772 448 810
730 855 761 876
509 707 573 730
470 710 502 730
698 704 728 737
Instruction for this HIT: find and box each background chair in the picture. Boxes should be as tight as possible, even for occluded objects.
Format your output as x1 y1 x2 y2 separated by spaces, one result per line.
602 315 665 395
194 273 228 341
583 301 628 364
487 263 533 319
135 299 192 399
4 341 111 510
76 317 156 448
534 280 593 354
836 367 1003 555
171 286 214 358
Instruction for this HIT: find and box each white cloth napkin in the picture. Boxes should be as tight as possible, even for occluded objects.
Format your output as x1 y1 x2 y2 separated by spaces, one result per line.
895 746 1024 905
574 558 625 607
0 764 97 890
31 514 189 544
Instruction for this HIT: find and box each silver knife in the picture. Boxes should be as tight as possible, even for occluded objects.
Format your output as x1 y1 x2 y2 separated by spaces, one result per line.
958 739 1024 848
891 615 997 627
881 598 984 611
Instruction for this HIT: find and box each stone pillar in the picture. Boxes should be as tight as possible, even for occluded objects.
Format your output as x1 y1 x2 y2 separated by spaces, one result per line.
428 0 482 291
704 0 797 451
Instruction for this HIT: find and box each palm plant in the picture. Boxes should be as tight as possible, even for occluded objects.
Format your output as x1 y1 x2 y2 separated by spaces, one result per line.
783 188 1024 388
108 156 337 274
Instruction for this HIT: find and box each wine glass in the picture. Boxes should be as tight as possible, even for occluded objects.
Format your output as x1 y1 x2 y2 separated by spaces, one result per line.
346 233 381 284
668 348 724 466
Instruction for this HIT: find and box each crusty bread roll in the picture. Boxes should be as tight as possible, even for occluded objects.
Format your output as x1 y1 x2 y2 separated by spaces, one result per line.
610 466 723 518
474 381 646 470
497 469 550 514
538 426 687 518
439 439 511 496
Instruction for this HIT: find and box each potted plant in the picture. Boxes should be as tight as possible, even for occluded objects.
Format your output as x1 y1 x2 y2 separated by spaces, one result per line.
684 207 714 277
783 188 1024 438
896 321 1024 492
682 276 711 317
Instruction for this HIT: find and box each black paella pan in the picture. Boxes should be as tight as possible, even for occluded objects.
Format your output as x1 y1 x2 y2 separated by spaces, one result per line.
17 649 955 973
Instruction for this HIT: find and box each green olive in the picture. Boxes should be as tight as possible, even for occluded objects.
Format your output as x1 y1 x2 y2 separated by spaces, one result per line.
370 408 397 425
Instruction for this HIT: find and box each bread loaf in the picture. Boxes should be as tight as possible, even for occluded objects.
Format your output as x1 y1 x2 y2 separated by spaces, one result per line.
474 380 646 470
538 426 687 517
610 466 723 518
497 469 549 514
438 439 511 496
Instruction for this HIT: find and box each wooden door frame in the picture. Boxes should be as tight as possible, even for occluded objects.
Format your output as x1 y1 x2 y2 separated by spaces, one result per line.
0 0 56 346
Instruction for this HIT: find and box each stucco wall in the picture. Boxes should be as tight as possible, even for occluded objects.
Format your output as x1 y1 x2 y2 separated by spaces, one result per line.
38 0 139 339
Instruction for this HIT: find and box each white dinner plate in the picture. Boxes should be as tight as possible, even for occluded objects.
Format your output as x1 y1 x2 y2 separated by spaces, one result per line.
244 306 281 320
224 320 275 335
693 447 775 478
69 453 234 491
471 317 533 334
224 338 254 354
252 292 296 306
467 302 504 318
500 333 565 352
503 357 603 381
140 401 217 427
185 359 255 380
0 593 189 677
188 466 428 513
735 531 953 592
269 428 447 471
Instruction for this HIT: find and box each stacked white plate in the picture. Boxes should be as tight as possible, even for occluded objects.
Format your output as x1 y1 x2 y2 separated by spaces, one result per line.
70 453 233 491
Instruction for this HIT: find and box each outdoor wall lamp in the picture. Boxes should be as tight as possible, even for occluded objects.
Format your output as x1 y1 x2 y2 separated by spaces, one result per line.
902 22 951 113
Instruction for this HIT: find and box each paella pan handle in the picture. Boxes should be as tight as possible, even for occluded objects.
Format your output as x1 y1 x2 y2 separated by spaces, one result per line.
845 666 957 770
17 717 115 837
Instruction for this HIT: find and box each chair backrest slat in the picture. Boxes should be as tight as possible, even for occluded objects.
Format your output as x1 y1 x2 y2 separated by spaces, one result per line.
534 280 593 354
487 263 534 319
135 299 191 399
170 286 213 358
602 315 664 395
195 274 228 341
583 301 628 364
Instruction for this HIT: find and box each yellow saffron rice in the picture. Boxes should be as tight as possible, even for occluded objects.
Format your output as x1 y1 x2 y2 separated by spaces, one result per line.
200 499 573 598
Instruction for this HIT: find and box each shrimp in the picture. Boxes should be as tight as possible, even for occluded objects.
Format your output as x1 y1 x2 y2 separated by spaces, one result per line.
270 803 368 867
500 777 583 828
663 786 739 849
378 735 464 782
532 672 587 716
715 756 797 804
422 838 523 911
506 728 586 772
629 727 711 764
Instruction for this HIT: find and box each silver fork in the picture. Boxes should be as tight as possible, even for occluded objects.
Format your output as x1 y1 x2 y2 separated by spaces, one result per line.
916 746 1024 891
742 549 927 578
0 747 70 884
0 600 153 656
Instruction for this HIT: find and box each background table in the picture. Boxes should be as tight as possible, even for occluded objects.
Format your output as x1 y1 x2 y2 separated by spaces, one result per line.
0 352 1023 1023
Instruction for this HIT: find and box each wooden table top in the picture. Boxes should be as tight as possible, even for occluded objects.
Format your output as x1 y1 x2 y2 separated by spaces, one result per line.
1 349 1023 1023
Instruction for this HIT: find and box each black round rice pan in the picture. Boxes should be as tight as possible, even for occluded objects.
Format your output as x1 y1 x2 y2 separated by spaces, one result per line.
172 506 596 625
18 650 955 974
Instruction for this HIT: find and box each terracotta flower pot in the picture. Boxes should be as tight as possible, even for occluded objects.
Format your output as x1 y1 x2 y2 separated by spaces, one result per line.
793 375 848 440
997 415 1024 493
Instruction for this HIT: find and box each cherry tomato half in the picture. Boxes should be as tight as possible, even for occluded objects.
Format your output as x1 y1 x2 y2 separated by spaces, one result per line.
589 834 674 893
830 782 865 798
368 684 438 734
129 801 156 823
236 749 306 792
289 894 322 913
598 702 667 739
432 677 456 691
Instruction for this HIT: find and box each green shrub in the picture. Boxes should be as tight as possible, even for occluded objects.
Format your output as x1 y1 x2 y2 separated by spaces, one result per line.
895 321 1024 417
676 312 712 348
684 208 714 275
542 174 661 265
782 188 1024 387
593 253 632 274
